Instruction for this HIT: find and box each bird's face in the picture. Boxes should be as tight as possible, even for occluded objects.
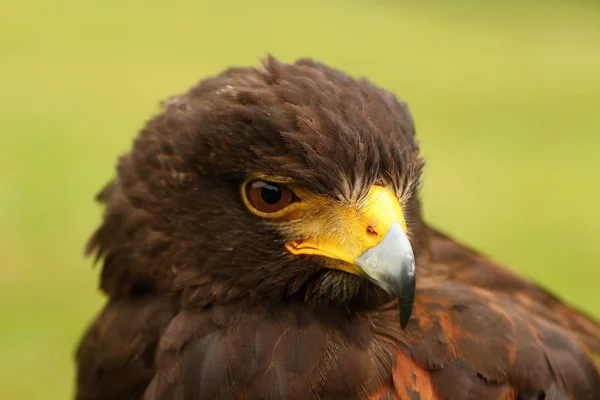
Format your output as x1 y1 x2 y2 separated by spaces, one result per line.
106 58 424 326
239 176 416 327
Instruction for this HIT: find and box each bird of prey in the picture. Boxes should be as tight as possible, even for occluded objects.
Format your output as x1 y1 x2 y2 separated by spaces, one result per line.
75 57 600 400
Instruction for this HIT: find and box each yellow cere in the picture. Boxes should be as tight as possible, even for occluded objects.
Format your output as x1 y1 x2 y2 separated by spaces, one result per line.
285 185 407 273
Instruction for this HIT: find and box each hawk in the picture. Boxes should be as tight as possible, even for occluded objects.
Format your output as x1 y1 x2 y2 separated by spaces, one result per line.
75 57 600 399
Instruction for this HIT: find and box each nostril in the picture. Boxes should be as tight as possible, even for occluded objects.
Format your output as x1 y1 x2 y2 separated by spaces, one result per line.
366 226 377 236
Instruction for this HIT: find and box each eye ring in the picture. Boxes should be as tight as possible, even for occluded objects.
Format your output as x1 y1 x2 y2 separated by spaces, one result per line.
242 179 296 217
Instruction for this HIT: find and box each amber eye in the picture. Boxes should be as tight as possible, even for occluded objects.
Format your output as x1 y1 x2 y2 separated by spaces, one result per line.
246 180 294 214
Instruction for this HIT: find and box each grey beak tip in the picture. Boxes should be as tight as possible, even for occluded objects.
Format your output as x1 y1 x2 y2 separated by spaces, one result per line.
400 316 410 330
399 293 415 330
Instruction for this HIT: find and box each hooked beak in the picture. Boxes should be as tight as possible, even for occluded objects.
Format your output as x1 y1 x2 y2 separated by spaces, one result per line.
285 186 417 329
355 223 416 328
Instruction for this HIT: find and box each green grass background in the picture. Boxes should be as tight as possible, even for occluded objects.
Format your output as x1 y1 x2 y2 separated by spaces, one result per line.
1 0 599 398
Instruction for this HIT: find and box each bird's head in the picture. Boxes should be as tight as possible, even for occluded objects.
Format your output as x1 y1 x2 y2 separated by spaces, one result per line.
90 57 426 328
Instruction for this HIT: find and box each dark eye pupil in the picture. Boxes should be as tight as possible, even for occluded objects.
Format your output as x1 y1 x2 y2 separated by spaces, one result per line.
261 183 282 204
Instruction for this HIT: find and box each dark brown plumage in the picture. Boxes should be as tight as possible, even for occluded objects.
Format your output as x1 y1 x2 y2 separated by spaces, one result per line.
75 57 600 400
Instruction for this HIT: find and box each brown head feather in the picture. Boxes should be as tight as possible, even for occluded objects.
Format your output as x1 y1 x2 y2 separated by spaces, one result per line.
86 57 425 307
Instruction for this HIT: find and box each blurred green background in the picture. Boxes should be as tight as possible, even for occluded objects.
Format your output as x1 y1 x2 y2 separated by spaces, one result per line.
1 0 599 398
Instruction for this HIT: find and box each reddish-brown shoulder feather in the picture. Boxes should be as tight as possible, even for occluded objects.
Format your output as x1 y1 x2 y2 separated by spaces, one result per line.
384 226 600 400
426 226 600 353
